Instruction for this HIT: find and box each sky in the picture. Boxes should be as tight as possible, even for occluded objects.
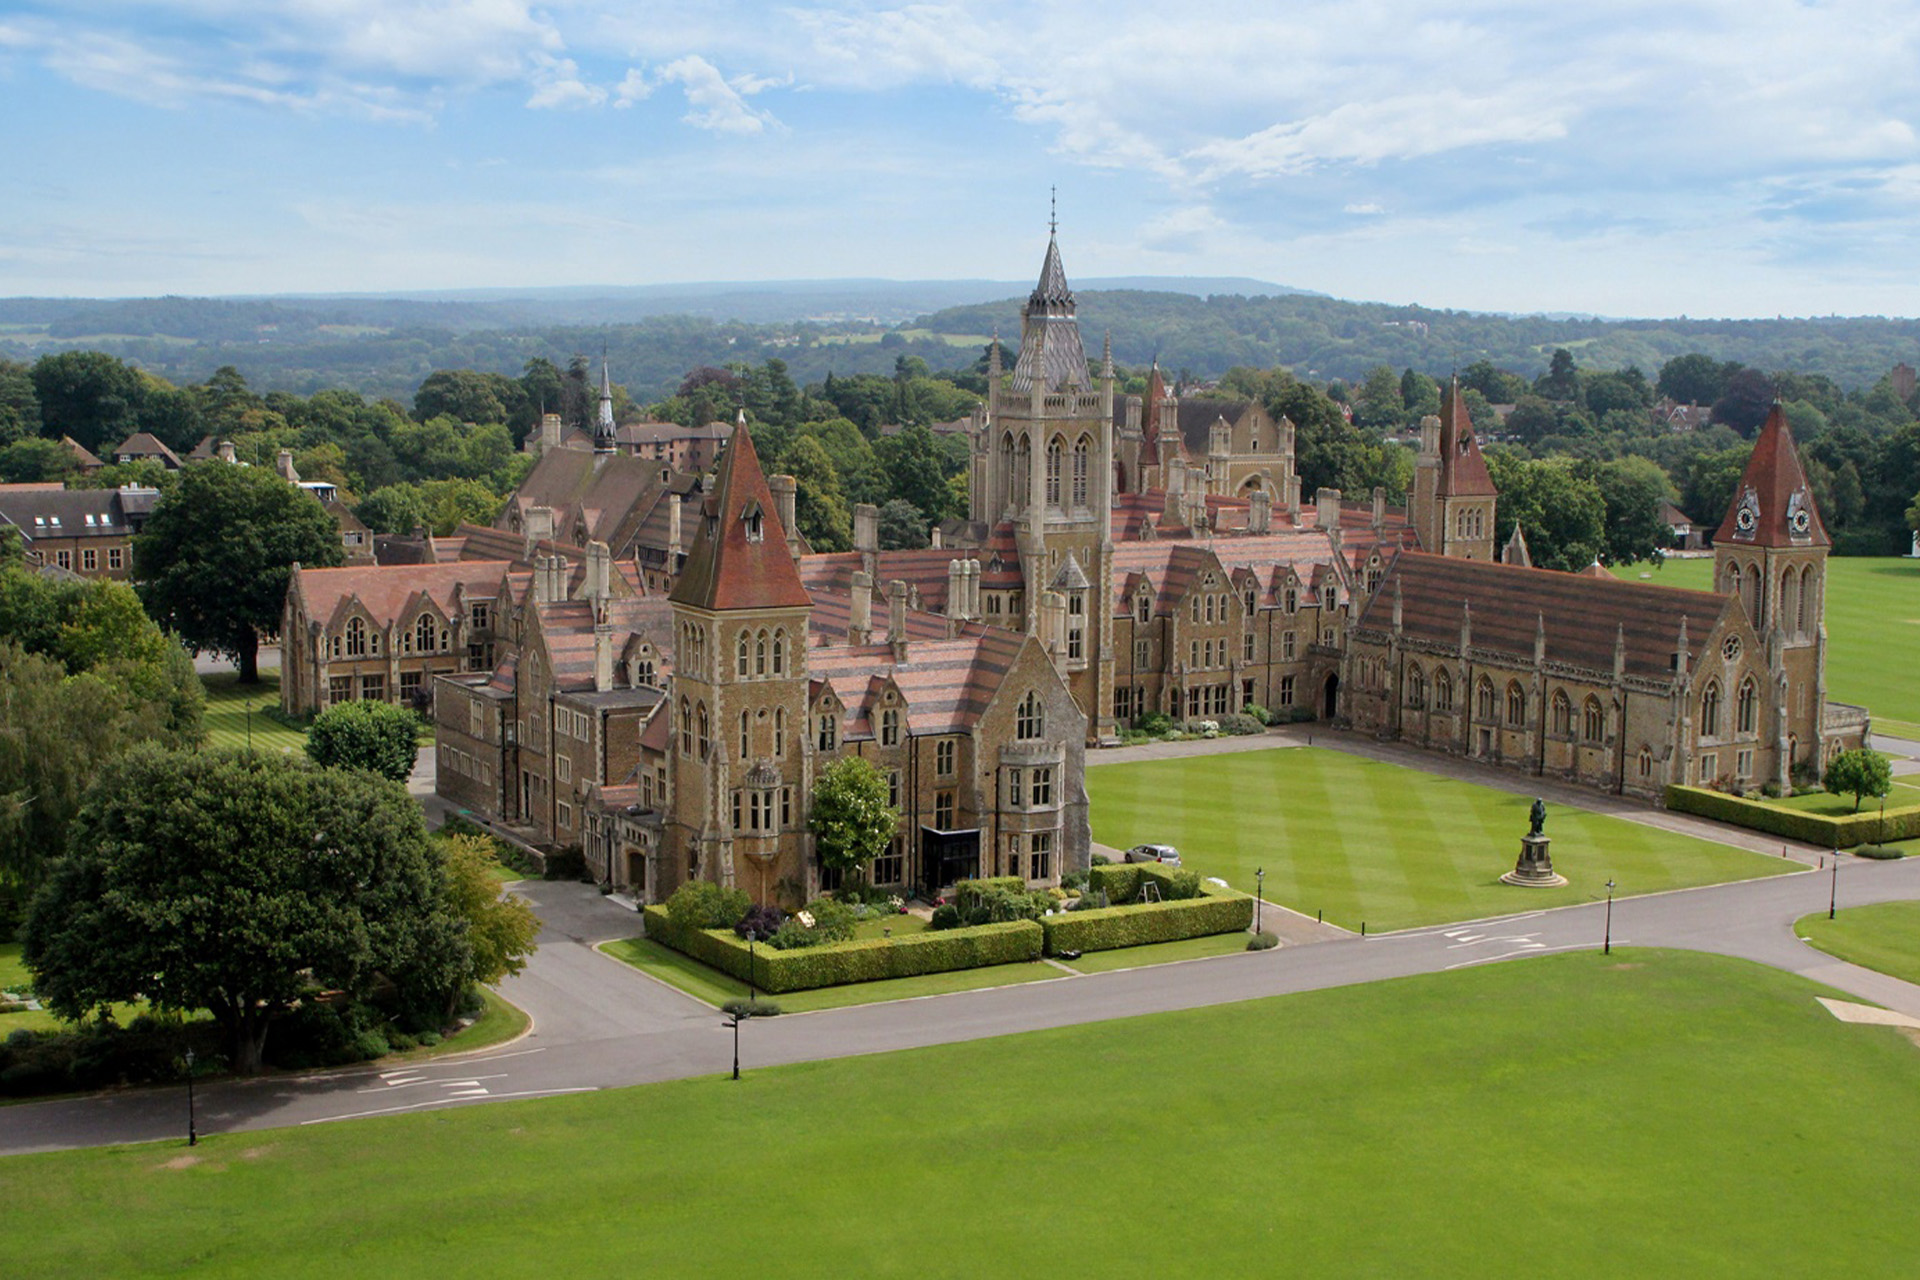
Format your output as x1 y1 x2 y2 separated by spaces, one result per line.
4 1 1920 319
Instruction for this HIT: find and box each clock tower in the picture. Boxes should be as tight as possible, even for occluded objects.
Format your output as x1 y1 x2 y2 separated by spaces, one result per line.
1711 402 1831 783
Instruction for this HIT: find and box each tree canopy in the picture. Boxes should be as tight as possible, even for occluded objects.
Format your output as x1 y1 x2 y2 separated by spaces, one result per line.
306 699 422 780
134 462 346 682
24 747 470 1073
1823 748 1892 813
808 756 899 875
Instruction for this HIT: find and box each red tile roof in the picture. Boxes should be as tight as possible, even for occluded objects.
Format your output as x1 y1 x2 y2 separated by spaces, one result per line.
1712 403 1829 548
294 561 513 629
1437 380 1496 498
669 426 812 611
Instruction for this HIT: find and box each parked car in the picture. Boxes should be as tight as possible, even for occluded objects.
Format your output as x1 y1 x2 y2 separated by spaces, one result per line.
1125 843 1182 867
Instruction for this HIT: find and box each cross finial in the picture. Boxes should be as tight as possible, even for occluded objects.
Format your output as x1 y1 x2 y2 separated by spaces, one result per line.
1049 186 1057 236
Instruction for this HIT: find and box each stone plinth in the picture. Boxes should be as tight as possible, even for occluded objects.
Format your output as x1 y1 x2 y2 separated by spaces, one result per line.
1501 832 1566 887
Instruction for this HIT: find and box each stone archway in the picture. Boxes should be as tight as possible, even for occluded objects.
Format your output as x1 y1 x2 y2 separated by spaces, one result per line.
1323 672 1340 720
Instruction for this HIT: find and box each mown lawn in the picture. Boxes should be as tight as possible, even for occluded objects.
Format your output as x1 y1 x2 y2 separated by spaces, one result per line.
1797 901 1920 987
8 951 1920 1278
1616 555 1920 733
200 670 309 754
1760 778 1920 815
1089 747 1793 931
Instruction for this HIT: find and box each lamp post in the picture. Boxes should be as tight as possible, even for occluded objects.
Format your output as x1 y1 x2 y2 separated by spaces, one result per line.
747 932 757 1005
1255 867 1265 936
723 1011 742 1081
1830 850 1840 920
1603 879 1615 956
184 1047 198 1147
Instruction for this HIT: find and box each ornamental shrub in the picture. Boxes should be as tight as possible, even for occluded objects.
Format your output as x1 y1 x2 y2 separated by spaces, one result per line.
1243 704 1273 726
1216 713 1265 736
929 904 961 930
1133 711 1173 735
735 903 786 940
667 880 752 930
1247 932 1280 951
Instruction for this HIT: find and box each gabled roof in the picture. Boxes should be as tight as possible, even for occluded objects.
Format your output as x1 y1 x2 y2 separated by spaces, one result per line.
293 561 513 630
668 424 811 612
1712 403 1829 548
1356 550 1731 681
808 626 1036 738
1436 380 1496 498
111 432 182 468
61 437 103 468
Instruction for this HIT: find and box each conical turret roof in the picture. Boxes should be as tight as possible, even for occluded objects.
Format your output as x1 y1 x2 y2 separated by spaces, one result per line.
1436 378 1496 498
1712 402 1828 548
669 423 811 611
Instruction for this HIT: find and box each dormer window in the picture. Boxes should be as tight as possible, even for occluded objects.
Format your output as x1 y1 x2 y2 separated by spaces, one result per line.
742 499 764 543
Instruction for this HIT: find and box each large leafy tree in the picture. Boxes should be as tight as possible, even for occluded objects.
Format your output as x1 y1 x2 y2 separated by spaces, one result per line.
1584 456 1674 566
24 747 469 1073
808 756 899 875
27 351 147 454
1487 452 1606 571
307 699 422 779
1823 749 1892 814
135 461 345 683
439 833 539 989
776 434 853 551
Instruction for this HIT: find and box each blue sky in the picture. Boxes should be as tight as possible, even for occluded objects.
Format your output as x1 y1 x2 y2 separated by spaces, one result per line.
4 1 1920 318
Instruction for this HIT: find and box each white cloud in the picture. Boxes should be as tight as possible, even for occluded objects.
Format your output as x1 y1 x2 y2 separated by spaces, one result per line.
525 54 604 109
612 67 652 107
658 54 778 134
1345 203 1385 216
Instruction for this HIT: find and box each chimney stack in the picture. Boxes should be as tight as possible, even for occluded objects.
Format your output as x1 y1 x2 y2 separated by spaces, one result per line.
854 503 879 576
1249 489 1272 535
276 449 299 483
1315 487 1341 531
216 440 237 464
666 493 683 563
849 571 873 645
1371 486 1386 532
524 505 555 559
594 601 614 693
767 474 801 561
888 579 909 662
584 540 612 602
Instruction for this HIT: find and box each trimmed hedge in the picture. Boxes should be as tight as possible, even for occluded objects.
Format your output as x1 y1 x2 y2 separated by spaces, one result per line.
1087 861 1197 905
1042 884 1253 956
1666 785 1920 849
644 906 1042 994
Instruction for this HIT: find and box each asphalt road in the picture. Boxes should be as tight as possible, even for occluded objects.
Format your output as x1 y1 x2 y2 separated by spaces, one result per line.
8 853 1920 1157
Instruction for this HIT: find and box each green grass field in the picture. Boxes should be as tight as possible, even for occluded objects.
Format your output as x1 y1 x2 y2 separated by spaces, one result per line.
1797 901 1920 986
1089 748 1793 930
200 670 309 754
1616 556 1920 733
8 950 1920 1277
1761 779 1920 815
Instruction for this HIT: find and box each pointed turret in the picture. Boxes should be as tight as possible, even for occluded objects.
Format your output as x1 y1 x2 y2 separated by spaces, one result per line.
594 355 616 454
669 422 811 612
1713 402 1828 548
1436 378 1496 500
1010 223 1090 394
1503 523 1532 568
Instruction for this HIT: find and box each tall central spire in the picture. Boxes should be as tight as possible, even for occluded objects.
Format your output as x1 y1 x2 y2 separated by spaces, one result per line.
594 351 616 454
1012 201 1087 392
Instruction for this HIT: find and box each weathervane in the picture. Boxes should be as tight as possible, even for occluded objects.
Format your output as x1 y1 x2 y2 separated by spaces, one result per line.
1049 186 1057 236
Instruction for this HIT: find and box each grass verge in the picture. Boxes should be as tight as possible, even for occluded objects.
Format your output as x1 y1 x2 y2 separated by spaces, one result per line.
9 950 1920 1277
1089 747 1793 931
1796 901 1920 987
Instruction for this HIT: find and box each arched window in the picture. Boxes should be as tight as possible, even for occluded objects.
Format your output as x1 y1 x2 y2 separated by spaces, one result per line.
754 629 768 677
1137 593 1151 623
696 702 710 760
1505 682 1526 728
1284 584 1297 613
1744 563 1762 627
1322 584 1337 611
1700 680 1721 737
1780 569 1798 638
345 617 368 658
1071 436 1091 508
1551 690 1572 736
880 708 900 747
774 707 786 758
679 698 693 753
736 630 751 677
1639 746 1653 779
1016 691 1044 740
1045 437 1063 507
1737 676 1758 735
1583 696 1605 743
1434 668 1454 713
1244 588 1256 616
1013 435 1031 507
415 615 436 654
1797 565 1813 635
1405 664 1425 708
739 710 750 760
772 629 787 676
1476 677 1496 721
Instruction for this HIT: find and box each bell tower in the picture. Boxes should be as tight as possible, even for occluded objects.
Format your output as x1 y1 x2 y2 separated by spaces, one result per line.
1711 402 1830 784
1412 379 1498 561
974 212 1117 742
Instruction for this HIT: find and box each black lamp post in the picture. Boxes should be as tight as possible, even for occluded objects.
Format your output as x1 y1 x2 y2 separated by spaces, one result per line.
723 1011 742 1081
1830 850 1840 920
747 932 757 1004
1603 879 1615 955
184 1047 198 1147
1255 867 1265 936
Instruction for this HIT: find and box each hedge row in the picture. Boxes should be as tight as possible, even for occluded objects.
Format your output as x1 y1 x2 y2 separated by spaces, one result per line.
1665 785 1920 849
1089 861 1196 905
1041 884 1253 956
643 906 1042 993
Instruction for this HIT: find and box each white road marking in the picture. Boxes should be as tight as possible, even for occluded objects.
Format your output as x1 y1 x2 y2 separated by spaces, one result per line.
1445 941 1615 970
357 1072 510 1094
446 1088 491 1098
301 1087 598 1125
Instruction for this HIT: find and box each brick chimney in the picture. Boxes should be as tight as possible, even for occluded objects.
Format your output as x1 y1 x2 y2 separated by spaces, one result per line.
767 473 801 561
849 570 873 645
888 579 909 662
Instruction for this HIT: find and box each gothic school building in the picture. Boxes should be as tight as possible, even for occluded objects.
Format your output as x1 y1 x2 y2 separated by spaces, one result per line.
291 227 1868 904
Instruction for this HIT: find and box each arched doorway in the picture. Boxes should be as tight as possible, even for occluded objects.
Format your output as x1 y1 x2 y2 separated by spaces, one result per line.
1323 672 1340 720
